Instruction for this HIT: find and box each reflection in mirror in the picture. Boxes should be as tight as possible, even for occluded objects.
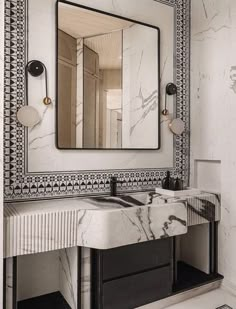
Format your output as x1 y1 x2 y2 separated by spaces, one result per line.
57 1 160 149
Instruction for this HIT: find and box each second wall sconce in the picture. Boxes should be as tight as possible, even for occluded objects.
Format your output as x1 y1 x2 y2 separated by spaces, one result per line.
17 60 52 127
162 82 185 136
162 83 177 116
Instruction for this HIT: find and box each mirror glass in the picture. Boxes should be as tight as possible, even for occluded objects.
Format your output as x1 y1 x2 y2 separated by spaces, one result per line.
57 1 160 149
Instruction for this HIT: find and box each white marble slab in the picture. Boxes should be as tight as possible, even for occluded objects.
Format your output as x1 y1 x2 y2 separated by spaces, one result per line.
4 193 187 257
59 248 78 309
190 0 236 290
4 191 221 258
152 191 221 226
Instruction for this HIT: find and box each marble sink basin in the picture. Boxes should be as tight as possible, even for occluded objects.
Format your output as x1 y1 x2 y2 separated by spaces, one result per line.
4 193 187 257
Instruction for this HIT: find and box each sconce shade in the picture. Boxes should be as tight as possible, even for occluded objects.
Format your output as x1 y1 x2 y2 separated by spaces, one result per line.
169 118 185 135
17 106 41 127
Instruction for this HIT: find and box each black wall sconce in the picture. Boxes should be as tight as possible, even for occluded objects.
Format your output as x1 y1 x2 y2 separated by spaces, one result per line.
25 60 52 105
162 82 177 116
17 60 52 127
162 83 185 135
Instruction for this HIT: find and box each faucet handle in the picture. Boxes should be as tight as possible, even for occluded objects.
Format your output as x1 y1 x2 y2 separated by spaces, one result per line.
110 176 124 184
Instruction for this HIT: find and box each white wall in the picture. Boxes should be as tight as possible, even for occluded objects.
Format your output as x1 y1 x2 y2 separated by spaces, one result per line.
191 0 236 292
27 0 175 173
0 0 4 306
17 251 60 301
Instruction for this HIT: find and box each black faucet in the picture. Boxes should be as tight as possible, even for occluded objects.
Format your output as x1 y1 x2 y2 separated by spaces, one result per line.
110 176 123 196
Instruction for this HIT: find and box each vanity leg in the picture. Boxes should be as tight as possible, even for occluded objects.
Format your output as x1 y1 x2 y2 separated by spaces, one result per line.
78 247 82 309
172 237 178 285
209 222 218 274
91 249 103 309
81 248 93 309
4 257 17 309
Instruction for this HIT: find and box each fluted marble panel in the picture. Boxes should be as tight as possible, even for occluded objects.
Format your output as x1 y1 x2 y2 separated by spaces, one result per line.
151 192 221 226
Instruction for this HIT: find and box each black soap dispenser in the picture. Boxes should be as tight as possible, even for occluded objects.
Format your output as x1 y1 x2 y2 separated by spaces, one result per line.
174 176 183 191
162 171 171 189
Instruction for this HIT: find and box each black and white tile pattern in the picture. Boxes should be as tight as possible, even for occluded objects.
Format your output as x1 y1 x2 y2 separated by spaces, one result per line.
4 0 190 201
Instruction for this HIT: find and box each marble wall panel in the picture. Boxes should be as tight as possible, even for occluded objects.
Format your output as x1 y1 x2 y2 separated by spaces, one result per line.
190 0 236 294
59 248 78 309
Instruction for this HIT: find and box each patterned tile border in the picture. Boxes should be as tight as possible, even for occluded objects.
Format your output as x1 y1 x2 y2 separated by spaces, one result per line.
4 0 190 201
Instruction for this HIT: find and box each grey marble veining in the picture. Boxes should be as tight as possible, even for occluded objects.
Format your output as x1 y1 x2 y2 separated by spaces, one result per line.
4 192 187 258
149 191 221 226
59 248 78 309
122 24 159 148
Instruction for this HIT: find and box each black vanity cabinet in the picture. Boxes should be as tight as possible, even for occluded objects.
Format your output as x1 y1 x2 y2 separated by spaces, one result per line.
91 239 173 309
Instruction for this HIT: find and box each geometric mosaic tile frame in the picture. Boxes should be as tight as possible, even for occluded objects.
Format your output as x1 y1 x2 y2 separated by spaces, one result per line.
4 0 190 201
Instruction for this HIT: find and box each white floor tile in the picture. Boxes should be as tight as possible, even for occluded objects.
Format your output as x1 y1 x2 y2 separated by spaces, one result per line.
165 289 236 309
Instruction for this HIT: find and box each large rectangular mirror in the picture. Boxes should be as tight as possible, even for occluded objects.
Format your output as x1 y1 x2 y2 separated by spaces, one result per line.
57 1 160 149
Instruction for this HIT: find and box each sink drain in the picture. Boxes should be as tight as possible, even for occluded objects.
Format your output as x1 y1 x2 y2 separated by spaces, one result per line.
216 306 233 309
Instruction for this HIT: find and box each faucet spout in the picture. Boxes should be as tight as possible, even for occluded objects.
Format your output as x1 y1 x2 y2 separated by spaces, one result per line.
110 177 123 196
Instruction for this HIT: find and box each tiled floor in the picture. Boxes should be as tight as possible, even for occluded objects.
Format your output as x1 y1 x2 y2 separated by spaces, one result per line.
165 289 236 309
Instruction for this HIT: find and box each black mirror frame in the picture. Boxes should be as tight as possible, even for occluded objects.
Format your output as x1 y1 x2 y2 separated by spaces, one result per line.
55 0 161 151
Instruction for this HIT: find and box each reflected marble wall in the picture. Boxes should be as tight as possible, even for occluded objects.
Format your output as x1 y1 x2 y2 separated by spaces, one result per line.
76 38 83 148
27 0 174 172
122 24 159 149
191 0 236 293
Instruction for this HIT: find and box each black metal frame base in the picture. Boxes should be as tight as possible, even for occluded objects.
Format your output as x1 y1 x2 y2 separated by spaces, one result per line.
3 222 222 309
17 292 71 309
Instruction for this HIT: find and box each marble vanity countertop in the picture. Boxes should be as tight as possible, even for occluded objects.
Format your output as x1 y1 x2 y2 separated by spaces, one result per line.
151 191 221 226
4 191 220 258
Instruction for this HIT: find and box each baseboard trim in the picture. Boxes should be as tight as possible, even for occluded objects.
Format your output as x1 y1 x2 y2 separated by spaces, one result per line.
137 280 222 309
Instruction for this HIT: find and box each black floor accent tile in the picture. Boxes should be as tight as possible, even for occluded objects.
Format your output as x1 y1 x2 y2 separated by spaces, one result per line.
173 261 223 293
216 306 233 309
17 291 71 309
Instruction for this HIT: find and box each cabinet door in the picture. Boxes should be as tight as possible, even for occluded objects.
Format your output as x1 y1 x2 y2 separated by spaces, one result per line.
58 30 77 148
103 239 172 280
83 45 99 148
103 266 172 309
